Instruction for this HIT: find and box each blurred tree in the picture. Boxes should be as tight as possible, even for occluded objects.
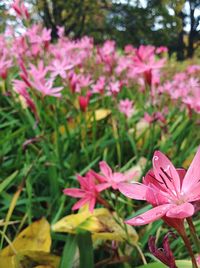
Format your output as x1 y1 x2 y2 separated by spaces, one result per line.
106 3 154 47
187 0 200 57
33 0 111 40
20 0 200 58
145 0 200 58
0 2 7 32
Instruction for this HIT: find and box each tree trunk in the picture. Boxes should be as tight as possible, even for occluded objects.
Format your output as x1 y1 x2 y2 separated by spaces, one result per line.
177 11 185 61
187 0 195 58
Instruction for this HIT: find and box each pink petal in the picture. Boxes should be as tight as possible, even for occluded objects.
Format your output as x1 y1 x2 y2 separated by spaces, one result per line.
182 147 200 192
146 186 169 206
118 182 147 200
96 183 111 192
87 172 96 188
153 151 180 193
126 204 173 226
77 175 88 189
113 172 125 182
166 203 194 218
72 197 90 210
186 182 200 201
144 169 165 190
99 161 112 177
177 168 186 185
90 170 107 183
63 188 85 198
89 198 96 212
124 170 138 182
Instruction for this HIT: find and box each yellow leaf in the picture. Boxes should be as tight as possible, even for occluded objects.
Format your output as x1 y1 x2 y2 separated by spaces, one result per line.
0 256 18 268
0 251 60 268
1 182 24 250
92 210 138 244
52 208 138 244
18 251 60 268
51 210 93 233
0 218 51 257
90 109 111 122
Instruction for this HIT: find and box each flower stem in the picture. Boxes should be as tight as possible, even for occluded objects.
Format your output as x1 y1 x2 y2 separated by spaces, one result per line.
179 227 198 268
187 217 200 253
97 195 113 210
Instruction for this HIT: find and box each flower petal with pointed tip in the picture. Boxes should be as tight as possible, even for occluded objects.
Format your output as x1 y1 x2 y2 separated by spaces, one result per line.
125 204 173 226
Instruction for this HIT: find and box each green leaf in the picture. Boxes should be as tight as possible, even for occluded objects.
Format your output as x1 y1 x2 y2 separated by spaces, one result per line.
0 171 18 194
77 231 94 268
59 234 77 268
137 260 192 268
137 263 167 268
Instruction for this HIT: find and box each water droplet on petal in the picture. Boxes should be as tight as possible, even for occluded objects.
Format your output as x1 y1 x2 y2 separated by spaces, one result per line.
134 216 145 224
155 211 163 216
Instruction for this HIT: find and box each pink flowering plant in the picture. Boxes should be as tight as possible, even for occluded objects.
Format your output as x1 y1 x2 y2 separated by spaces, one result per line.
1 2 200 268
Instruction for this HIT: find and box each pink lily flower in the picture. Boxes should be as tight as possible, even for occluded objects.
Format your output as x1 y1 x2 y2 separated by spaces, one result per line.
107 81 121 95
91 76 105 94
78 94 90 112
92 161 138 191
11 0 30 20
148 232 177 268
31 79 63 98
156 46 168 54
118 99 134 118
49 58 73 79
13 79 38 119
0 53 12 79
119 147 200 226
29 61 49 81
63 171 104 212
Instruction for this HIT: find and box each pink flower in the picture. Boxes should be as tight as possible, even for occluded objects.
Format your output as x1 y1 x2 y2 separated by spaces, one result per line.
107 81 121 95
29 61 49 81
91 76 105 94
92 161 138 191
143 112 166 124
119 99 134 118
143 112 154 123
148 232 177 268
78 95 90 112
196 254 200 265
49 58 73 79
124 45 136 54
156 46 168 54
0 53 12 79
13 79 38 119
31 79 63 98
136 45 155 62
119 147 200 226
63 171 103 212
56 26 65 38
11 0 30 20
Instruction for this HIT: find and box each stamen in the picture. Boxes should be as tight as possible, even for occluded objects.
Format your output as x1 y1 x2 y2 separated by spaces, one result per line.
149 173 164 185
160 167 173 181
159 173 169 189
